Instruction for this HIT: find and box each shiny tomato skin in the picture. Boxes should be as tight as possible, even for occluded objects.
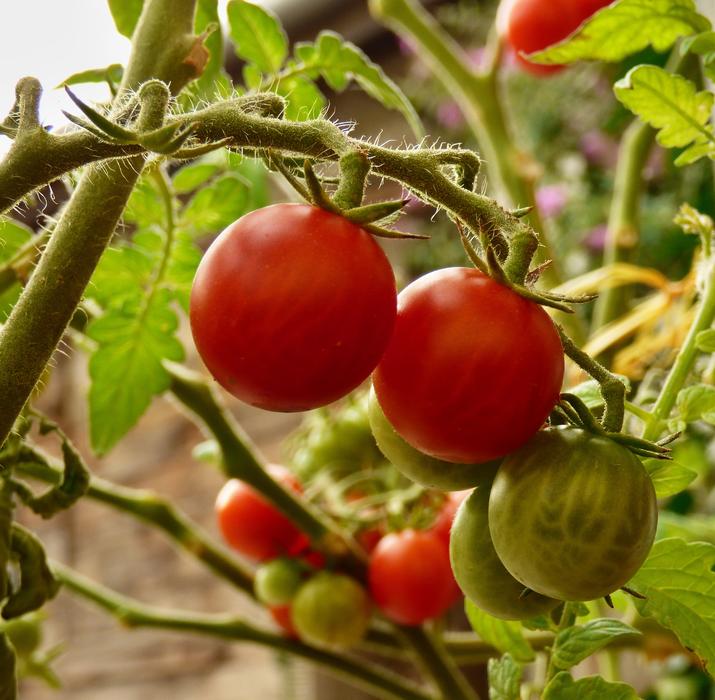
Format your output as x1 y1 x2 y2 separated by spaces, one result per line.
373 268 564 464
269 604 298 637
215 465 305 562
502 0 611 75
190 203 397 412
368 529 456 625
430 491 470 549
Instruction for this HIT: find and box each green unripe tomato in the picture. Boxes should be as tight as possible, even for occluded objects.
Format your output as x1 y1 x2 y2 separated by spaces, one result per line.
3 617 42 657
450 466 560 620
489 428 658 601
368 387 496 491
291 572 371 648
254 558 304 607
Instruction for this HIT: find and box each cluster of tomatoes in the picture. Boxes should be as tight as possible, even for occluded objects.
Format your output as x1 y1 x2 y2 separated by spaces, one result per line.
215 462 469 646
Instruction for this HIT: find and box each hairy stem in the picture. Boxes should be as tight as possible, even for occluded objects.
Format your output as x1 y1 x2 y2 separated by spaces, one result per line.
14 451 254 595
0 0 201 447
53 563 435 700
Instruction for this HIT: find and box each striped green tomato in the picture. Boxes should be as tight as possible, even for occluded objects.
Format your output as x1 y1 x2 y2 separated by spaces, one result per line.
488 428 658 601
450 466 560 620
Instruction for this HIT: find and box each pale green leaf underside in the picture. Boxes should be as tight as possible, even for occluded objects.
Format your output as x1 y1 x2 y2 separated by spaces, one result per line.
615 66 714 149
552 619 640 670
629 538 715 671
645 459 697 499
487 654 522 700
531 0 709 64
465 600 534 663
227 0 288 74
543 673 640 699
107 0 144 38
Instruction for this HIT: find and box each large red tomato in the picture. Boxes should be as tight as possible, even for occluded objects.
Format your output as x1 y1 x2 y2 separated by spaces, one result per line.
500 0 612 75
215 465 306 562
373 268 563 463
190 203 397 412
368 529 456 625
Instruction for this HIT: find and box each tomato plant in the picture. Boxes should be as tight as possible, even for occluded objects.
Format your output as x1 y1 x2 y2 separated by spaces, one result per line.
368 529 456 625
291 572 371 648
215 465 306 562
190 203 397 412
488 428 658 601
373 267 564 463
268 604 297 638
254 558 305 606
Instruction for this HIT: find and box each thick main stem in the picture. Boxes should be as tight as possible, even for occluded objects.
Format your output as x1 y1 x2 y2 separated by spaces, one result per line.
53 563 435 700
0 0 200 447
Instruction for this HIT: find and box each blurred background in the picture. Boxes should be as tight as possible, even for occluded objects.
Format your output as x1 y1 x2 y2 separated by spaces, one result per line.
3 0 715 699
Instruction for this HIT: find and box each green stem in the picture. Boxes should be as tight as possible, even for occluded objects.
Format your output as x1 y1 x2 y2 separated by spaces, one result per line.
545 602 578 683
368 0 559 286
590 120 654 331
0 630 17 700
0 478 13 602
14 452 254 595
53 563 435 700
167 363 362 559
399 626 480 700
642 259 715 440
0 0 202 447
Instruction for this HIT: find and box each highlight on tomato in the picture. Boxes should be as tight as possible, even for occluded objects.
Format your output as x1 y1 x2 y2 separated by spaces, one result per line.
373 267 564 464
190 203 397 412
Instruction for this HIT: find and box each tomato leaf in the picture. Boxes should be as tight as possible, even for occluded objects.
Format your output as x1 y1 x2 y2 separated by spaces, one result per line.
628 538 715 671
0 217 34 317
551 619 640 671
165 231 203 312
657 512 715 545
543 673 640 699
696 329 715 353
464 599 534 662
568 376 630 410
644 459 697 499
107 0 144 38
487 653 522 700
227 0 288 74
293 31 423 138
276 75 327 121
675 384 715 424
88 289 184 454
614 67 715 162
172 163 220 194
530 0 709 65
58 64 124 90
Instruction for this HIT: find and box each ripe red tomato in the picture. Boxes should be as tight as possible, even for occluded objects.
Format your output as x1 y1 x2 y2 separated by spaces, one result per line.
373 268 563 463
190 203 397 412
500 0 612 75
269 604 298 637
368 529 456 625
215 465 306 562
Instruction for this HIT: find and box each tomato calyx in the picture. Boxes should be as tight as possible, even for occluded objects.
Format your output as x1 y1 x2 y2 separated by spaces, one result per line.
556 392 674 461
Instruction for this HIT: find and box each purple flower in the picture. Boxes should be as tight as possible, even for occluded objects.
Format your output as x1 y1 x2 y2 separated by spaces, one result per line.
466 48 486 70
583 224 608 252
580 131 618 169
536 184 569 218
436 101 465 129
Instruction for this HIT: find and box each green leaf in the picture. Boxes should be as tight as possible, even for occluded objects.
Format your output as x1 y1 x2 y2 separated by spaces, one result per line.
629 538 715 671
465 599 534 663
124 176 165 228
227 0 288 74
107 0 144 38
614 66 714 151
294 31 423 138
172 163 220 194
0 218 32 262
191 0 226 101
88 289 184 454
644 459 697 499
657 512 715 545
551 619 640 671
681 30 715 56
277 76 327 121
58 64 123 90
165 231 202 312
675 383 715 423
487 654 521 700
543 673 640 700
530 0 709 65
696 329 715 353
